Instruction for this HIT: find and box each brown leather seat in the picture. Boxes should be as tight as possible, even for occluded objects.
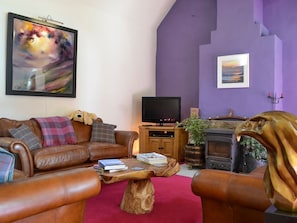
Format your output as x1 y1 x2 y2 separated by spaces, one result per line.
0 168 101 223
191 166 271 223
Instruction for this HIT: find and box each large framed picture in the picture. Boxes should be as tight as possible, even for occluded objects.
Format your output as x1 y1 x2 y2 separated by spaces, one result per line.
217 53 249 89
6 12 78 97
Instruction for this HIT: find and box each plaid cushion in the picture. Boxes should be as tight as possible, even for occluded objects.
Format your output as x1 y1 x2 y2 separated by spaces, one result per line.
34 117 77 147
0 147 15 183
9 124 41 150
90 121 116 144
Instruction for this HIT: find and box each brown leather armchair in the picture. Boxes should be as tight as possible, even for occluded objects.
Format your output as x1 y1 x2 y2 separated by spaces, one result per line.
192 166 271 223
0 168 101 223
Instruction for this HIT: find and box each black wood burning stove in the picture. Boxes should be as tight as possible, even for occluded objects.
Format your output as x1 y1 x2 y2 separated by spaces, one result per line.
205 128 240 172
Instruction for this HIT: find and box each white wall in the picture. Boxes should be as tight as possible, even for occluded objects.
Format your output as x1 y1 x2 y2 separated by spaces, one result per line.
0 0 175 151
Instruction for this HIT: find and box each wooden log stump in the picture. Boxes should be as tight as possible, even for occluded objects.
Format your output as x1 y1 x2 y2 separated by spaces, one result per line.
120 179 155 214
184 144 205 168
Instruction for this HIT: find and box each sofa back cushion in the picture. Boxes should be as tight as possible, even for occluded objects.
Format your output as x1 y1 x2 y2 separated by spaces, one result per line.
0 118 42 142
71 118 103 143
0 117 105 145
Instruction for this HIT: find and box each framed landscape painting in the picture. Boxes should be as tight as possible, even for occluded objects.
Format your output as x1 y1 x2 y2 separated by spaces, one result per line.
6 12 78 97
217 53 249 89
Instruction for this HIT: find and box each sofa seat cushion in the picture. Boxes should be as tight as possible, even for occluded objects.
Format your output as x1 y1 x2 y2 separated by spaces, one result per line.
31 145 89 170
82 142 127 161
13 169 27 181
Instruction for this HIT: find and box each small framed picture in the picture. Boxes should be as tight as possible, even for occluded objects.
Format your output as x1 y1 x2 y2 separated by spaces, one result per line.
217 53 249 89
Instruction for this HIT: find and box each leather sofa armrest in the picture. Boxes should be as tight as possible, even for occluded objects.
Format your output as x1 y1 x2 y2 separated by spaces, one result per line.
192 169 231 202
114 130 139 157
0 168 101 223
192 169 271 211
0 137 34 177
0 137 15 148
228 171 271 210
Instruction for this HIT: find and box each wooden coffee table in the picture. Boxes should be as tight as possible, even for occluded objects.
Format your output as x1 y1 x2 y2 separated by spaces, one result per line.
95 158 180 214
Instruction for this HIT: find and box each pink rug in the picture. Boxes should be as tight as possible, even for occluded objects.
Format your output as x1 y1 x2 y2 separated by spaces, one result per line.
85 175 202 223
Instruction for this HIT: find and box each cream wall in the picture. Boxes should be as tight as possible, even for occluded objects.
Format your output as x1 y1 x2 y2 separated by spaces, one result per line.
0 0 175 151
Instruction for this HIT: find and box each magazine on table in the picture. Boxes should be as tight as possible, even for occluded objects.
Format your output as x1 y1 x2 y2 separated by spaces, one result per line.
93 164 128 173
98 159 127 170
136 152 168 165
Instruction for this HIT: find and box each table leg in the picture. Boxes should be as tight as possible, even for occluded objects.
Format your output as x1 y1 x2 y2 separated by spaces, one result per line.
120 178 155 214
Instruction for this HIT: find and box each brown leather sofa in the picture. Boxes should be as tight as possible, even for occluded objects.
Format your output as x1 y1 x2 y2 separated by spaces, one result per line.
0 117 138 177
0 168 101 223
192 166 271 223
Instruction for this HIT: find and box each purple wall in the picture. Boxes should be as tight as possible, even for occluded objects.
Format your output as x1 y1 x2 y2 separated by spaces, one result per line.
157 0 297 119
156 0 217 119
263 0 297 115
199 0 282 118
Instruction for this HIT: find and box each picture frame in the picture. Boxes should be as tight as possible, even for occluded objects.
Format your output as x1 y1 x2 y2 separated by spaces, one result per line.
6 12 78 97
217 53 249 89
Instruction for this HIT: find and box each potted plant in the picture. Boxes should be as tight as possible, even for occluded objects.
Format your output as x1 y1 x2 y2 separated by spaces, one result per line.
177 114 208 168
178 114 207 146
239 136 267 172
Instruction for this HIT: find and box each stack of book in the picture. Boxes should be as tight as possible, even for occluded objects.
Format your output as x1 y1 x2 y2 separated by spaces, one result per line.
136 152 168 165
95 159 128 173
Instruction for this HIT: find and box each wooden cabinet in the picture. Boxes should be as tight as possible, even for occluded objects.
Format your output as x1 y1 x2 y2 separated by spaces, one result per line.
139 125 188 162
149 137 174 156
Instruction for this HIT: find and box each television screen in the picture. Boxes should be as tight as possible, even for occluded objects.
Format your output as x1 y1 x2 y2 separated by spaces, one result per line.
142 97 181 125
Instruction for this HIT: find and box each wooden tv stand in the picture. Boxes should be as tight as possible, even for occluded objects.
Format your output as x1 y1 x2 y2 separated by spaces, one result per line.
138 125 188 162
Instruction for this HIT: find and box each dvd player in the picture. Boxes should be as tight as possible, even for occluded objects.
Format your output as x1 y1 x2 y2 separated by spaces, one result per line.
149 131 174 137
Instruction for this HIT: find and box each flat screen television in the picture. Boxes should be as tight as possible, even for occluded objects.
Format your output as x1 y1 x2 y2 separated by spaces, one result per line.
142 96 181 125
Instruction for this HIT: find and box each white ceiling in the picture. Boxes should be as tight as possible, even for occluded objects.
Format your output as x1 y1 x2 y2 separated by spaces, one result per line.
82 0 176 28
